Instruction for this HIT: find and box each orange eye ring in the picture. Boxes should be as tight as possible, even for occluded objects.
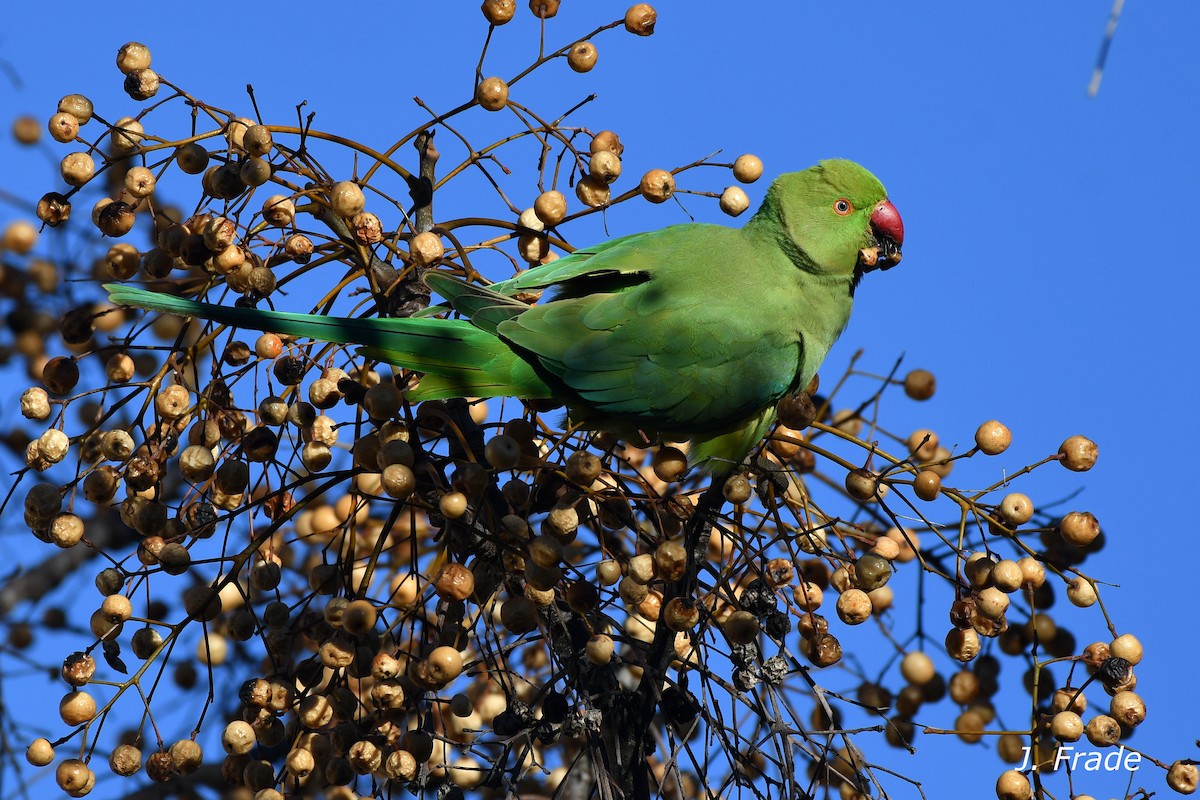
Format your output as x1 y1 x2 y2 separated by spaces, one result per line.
834 198 854 215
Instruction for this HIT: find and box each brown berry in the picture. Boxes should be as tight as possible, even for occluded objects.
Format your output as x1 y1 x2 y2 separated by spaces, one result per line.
116 42 151 74
568 41 598 72
913 469 941 501
533 190 567 225
476 77 509 111
974 419 1011 455
1059 511 1100 547
845 467 878 501
624 3 657 35
639 168 675 203
482 0 516 24
1058 434 1098 471
903 368 936 400
590 130 623 156
1167 761 1199 794
652 446 687 482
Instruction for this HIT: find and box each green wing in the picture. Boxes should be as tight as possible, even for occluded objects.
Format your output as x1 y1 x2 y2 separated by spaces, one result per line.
487 227 696 296
501 285 801 434
490 227 801 433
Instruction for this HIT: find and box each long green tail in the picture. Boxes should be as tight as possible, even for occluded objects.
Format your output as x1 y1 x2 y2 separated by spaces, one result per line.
104 284 553 401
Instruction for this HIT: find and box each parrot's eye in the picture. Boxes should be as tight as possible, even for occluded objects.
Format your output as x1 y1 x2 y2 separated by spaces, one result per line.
834 199 854 215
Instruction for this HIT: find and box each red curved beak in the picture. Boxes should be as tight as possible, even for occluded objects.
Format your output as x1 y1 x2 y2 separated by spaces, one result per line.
870 198 903 269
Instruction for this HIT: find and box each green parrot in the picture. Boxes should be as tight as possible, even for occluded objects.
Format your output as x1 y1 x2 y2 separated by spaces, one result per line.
106 159 902 472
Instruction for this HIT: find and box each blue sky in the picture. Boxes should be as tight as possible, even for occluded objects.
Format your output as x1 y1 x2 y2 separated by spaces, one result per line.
1 2 1197 798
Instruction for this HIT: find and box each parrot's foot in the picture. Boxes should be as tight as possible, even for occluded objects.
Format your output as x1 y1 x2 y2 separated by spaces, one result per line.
747 453 791 502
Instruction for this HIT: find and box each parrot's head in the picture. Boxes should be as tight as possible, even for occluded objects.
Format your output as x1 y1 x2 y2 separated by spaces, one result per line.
755 159 903 292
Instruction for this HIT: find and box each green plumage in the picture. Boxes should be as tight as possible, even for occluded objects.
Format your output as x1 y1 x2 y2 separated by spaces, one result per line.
107 159 902 472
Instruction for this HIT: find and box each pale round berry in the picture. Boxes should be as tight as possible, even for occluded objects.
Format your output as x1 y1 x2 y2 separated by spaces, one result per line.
533 190 567 225
1051 710 1083 741
59 690 97 725
997 492 1033 526
262 195 296 227
49 513 85 548
21 387 51 420
1018 557 1045 588
722 473 752 504
946 628 981 662
586 634 613 664
1085 713 1120 746
60 152 95 187
836 589 872 625
590 130 624 156
589 150 621 184
284 233 313 262
409 231 444 266
58 94 94 123
900 651 935 685
1066 576 1097 607
719 186 750 216
439 491 468 519
37 429 70 464
48 112 79 143
476 77 509 111
1109 633 1143 665
1109 691 1146 728
55 759 92 794
110 117 144 153
991 559 1022 592
2 219 39 253
124 166 156 198
116 42 151 74
575 175 610 207
1167 761 1199 795
732 154 763 183
427 645 464 685
995 769 1032 800
974 419 1011 455
567 41 598 73
328 181 365 217
13 115 41 144
975 587 1009 620
26 737 54 766
792 581 823 611
906 428 939 461
1058 434 1098 471
1059 511 1100 547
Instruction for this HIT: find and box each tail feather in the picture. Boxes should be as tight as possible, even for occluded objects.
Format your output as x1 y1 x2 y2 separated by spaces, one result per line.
105 284 553 400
